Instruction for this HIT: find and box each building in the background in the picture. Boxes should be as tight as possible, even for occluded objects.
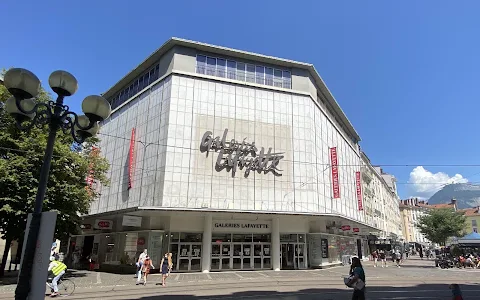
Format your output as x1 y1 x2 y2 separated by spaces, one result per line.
400 198 430 245
71 38 390 272
459 206 480 234
360 152 403 251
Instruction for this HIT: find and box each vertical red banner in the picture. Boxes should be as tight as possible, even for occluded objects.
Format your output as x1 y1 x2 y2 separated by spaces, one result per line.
355 171 363 211
85 146 99 196
128 128 135 190
330 147 340 199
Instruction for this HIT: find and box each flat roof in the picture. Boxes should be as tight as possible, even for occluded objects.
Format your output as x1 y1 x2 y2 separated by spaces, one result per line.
102 37 361 141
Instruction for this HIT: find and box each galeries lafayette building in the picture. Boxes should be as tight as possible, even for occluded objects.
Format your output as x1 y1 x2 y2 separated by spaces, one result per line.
70 38 379 273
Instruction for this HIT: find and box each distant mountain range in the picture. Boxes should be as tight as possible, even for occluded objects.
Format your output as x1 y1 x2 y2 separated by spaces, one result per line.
428 183 480 209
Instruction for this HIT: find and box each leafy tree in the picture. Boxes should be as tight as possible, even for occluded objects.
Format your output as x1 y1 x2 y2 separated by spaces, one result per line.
417 208 466 246
0 71 110 276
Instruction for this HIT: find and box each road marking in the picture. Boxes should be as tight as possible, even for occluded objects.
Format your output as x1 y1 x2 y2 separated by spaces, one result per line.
206 273 212 280
234 272 244 279
257 272 269 277
96 272 102 284
175 274 179 281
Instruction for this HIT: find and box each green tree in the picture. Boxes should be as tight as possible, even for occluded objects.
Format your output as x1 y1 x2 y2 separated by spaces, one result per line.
417 208 466 246
0 72 110 276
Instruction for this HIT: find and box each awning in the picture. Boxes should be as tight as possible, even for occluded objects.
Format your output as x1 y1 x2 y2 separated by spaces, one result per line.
458 232 480 245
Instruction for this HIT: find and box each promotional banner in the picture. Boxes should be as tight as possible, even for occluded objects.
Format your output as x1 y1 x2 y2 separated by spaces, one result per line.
330 147 340 198
128 128 135 189
355 171 364 210
85 146 99 196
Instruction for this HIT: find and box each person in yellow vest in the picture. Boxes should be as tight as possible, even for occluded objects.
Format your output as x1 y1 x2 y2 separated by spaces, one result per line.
48 256 67 297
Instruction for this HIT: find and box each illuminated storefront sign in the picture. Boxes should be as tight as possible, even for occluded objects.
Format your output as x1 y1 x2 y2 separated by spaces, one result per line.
200 129 284 177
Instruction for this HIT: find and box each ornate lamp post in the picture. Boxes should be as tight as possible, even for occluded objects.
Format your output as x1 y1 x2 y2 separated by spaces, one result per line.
3 68 111 300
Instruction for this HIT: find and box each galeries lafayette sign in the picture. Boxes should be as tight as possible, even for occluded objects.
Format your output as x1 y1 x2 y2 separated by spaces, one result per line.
200 129 284 177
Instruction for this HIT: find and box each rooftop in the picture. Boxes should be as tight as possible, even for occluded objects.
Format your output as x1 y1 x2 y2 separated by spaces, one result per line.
101 37 360 141
459 207 480 217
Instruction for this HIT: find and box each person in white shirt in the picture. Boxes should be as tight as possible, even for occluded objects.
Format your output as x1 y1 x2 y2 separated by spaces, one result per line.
136 249 148 284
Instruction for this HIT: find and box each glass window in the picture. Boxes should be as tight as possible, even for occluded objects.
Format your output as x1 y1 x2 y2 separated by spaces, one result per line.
282 70 291 89
180 232 202 242
255 66 265 84
473 220 478 227
253 234 270 242
237 62 246 81
265 67 273 86
139 76 144 91
206 57 216 76
144 73 150 88
233 234 252 242
246 64 255 83
170 232 180 243
227 60 236 80
273 69 283 87
196 55 207 74
217 58 226 78
149 69 155 84
212 233 231 243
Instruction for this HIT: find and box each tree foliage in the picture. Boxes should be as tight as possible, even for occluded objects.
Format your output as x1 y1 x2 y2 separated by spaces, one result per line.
417 208 466 245
0 72 110 246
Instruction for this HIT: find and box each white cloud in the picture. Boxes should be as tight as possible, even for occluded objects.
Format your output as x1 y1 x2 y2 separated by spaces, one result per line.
408 166 468 198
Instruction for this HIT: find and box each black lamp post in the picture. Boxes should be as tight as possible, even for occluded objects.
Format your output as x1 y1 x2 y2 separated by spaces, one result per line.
3 68 111 300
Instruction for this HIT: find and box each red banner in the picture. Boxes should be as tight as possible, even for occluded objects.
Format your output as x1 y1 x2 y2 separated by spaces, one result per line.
355 171 363 211
128 128 135 189
85 146 99 196
330 147 340 198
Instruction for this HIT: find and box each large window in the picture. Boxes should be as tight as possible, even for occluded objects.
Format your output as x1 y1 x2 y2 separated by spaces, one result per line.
110 64 160 110
195 55 292 89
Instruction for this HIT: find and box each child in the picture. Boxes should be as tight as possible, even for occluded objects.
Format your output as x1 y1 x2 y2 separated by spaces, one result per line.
449 284 463 300
141 255 154 286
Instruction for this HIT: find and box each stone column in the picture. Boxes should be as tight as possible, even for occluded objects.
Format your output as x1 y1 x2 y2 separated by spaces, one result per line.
272 217 281 271
201 214 212 273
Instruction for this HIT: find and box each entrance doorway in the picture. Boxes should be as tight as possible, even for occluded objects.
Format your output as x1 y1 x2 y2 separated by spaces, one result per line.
170 243 202 272
82 236 94 261
281 243 294 269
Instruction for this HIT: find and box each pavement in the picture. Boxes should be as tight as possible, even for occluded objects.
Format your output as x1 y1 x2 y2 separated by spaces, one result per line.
1 256 479 299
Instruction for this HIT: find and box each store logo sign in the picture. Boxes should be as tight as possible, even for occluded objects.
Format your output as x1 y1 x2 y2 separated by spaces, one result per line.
94 219 113 230
200 129 284 177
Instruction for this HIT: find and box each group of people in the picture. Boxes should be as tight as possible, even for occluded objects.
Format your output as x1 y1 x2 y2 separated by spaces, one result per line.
135 249 173 286
457 253 480 268
371 249 404 268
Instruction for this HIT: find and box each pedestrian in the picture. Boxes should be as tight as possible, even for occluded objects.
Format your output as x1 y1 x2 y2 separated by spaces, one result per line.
379 250 387 268
449 284 463 300
395 250 401 268
346 257 366 300
419 247 424 260
159 252 173 287
141 255 154 286
372 250 378 267
136 249 148 285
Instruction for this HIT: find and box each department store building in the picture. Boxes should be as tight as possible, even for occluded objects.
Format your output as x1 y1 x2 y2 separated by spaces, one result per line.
71 38 381 272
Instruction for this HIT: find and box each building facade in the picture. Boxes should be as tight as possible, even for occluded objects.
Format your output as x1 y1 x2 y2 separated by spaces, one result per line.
73 38 388 272
399 198 430 244
460 207 480 234
360 153 403 250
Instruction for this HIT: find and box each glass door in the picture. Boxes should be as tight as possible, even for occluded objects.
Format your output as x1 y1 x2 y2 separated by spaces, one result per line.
177 244 191 271
296 243 306 269
263 244 271 269
242 243 252 269
232 243 242 269
211 243 221 270
190 244 202 271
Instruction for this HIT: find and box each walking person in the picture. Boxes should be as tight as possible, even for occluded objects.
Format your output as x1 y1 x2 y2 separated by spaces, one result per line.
346 257 366 300
141 255 154 286
372 250 378 267
379 250 387 268
136 249 148 285
419 247 424 260
394 250 402 268
159 252 173 287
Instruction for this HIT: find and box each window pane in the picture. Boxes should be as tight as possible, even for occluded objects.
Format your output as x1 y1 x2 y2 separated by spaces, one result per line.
255 66 265 84
283 71 291 89
217 58 226 78
227 60 236 80
139 76 144 90
196 55 207 74
265 67 273 86
237 62 246 81
246 64 255 83
149 69 155 84
274 69 283 87
206 57 216 76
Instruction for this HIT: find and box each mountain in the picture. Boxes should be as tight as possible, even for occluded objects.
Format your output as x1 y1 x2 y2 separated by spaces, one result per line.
428 183 480 209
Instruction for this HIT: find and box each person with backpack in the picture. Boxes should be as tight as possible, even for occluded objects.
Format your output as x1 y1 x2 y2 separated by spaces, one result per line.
47 256 68 297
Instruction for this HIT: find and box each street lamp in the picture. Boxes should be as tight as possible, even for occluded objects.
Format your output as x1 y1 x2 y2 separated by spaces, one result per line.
3 68 111 300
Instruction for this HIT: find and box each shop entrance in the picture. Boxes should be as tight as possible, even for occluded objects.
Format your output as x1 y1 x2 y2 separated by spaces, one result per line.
171 243 202 272
280 234 307 269
211 234 271 271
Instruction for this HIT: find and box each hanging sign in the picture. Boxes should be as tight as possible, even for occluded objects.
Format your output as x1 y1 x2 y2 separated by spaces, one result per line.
341 225 351 231
128 128 135 189
94 219 113 230
355 171 363 210
330 147 340 198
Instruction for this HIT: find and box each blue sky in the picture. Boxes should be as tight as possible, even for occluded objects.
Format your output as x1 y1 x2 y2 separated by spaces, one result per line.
2 0 480 199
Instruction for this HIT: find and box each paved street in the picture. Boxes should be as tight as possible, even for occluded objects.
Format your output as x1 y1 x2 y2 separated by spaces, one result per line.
1 257 479 299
